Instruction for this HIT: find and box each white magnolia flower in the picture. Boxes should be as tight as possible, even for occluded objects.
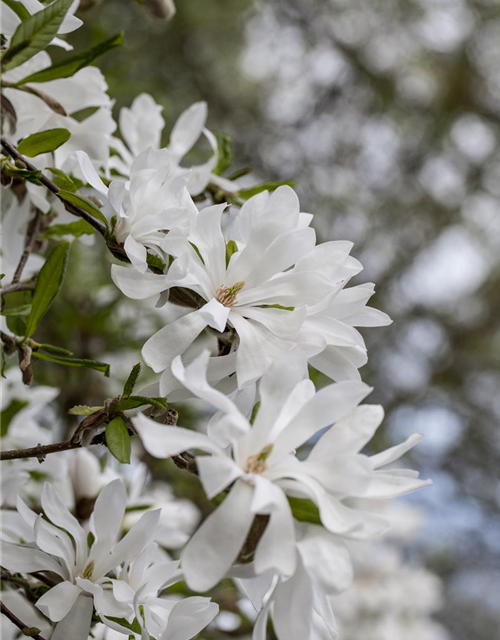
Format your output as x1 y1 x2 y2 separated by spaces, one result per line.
133 350 430 591
76 146 197 271
64 449 200 549
236 523 352 640
113 185 389 392
102 543 218 640
108 95 236 195
0 480 161 640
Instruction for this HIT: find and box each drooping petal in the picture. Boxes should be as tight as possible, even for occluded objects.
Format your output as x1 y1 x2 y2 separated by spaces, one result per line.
36 581 81 622
51 594 94 640
142 309 208 373
297 525 353 594
196 455 243 499
251 476 296 578
111 264 169 300
134 412 226 459
181 479 254 591
161 596 219 640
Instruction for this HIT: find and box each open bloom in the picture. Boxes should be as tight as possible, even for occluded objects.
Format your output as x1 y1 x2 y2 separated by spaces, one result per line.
108 95 236 195
0 480 161 640
113 185 390 392
133 350 430 591
76 146 198 271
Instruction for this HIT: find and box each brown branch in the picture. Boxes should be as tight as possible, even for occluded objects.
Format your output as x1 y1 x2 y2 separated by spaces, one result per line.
0 601 48 640
11 209 43 284
0 281 36 296
1 137 107 238
0 439 83 461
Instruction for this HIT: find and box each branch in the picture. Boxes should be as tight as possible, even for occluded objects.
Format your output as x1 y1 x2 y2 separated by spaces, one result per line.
0 439 83 461
0 601 48 640
0 282 36 296
11 209 43 284
1 138 107 238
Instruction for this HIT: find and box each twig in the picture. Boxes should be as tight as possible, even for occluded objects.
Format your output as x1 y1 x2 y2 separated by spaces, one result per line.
12 209 43 284
0 601 48 640
1 138 107 238
0 282 36 296
0 440 83 461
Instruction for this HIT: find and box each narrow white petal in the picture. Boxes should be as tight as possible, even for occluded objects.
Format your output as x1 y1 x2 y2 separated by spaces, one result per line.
161 597 219 640
36 581 81 622
182 480 254 591
169 102 207 161
51 594 94 640
370 433 424 469
111 264 169 300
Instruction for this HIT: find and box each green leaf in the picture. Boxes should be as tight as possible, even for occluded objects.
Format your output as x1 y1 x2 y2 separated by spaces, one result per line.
213 131 232 176
1 303 31 316
68 405 103 416
105 416 131 464
17 128 71 157
238 180 295 200
225 240 238 267
57 190 109 229
1 0 75 71
42 219 96 240
1 399 29 437
288 497 322 525
116 396 167 412
48 167 83 192
31 352 110 376
16 31 125 85
259 304 295 311
146 252 166 272
36 342 73 356
2 0 31 21
122 363 141 398
1 163 42 183
24 241 70 338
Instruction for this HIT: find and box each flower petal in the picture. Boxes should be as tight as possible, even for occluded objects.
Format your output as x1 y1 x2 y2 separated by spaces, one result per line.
111 264 169 300
161 596 219 640
36 581 81 622
169 102 207 161
182 479 254 591
51 594 94 640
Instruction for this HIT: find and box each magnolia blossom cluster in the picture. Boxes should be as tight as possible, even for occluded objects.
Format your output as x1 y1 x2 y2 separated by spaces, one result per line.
1 2 434 639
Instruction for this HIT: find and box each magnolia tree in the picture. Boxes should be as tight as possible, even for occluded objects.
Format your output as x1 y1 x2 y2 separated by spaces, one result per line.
0 2 432 639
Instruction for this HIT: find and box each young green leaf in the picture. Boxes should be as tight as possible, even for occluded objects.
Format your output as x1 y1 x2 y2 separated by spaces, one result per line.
288 497 322 525
1 399 29 437
17 128 71 157
122 363 141 398
57 190 109 229
48 167 84 192
68 405 103 416
24 241 70 338
238 180 295 200
225 240 238 267
31 351 110 376
105 416 131 464
213 131 232 176
1 0 75 71
116 396 168 412
36 342 73 356
16 32 125 85
42 219 96 240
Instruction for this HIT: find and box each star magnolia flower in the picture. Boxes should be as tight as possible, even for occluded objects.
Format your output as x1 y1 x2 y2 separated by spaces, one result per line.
102 543 218 640
236 523 352 640
112 191 336 391
113 185 390 392
108 95 236 195
76 146 197 272
0 480 161 640
133 350 430 591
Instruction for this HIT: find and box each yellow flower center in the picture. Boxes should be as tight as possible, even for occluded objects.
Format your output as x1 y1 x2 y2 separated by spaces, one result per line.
245 443 274 474
216 281 245 307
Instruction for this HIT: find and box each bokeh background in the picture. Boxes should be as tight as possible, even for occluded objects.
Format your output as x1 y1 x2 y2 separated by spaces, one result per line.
43 0 500 638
